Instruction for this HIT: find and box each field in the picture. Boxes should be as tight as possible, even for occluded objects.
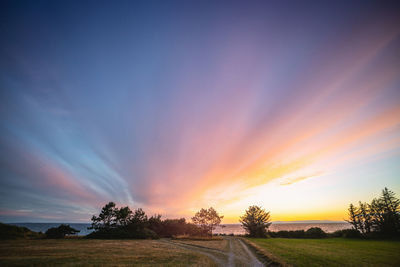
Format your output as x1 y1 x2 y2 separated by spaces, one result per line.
247 237 400 267
0 239 215 266
0 237 266 266
3 237 398 266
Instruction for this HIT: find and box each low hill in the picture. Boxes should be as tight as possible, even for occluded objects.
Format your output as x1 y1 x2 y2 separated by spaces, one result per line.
0 222 44 239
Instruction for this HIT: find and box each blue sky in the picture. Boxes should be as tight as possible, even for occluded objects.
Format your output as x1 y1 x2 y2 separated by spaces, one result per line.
1 0 400 222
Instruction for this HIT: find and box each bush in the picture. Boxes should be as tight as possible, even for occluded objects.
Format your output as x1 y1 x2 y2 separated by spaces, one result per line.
342 229 362 238
142 228 158 239
184 222 207 236
330 230 345 238
305 227 326 238
269 230 306 238
45 224 80 239
147 217 205 238
271 230 289 238
329 229 362 238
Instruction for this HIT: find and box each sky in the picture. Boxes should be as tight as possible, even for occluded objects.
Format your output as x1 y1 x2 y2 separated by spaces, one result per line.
0 0 400 223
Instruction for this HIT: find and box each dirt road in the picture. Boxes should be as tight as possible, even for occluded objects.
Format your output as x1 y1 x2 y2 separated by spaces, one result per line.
162 236 265 267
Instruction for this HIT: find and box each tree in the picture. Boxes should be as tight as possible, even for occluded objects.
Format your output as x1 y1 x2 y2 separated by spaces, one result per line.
359 201 372 234
87 202 210 239
148 214 163 235
89 202 118 231
116 206 133 226
130 208 147 225
88 203 156 239
346 203 359 232
369 198 385 233
45 224 80 239
347 187 400 237
147 215 203 237
347 202 372 234
126 208 148 234
240 205 271 237
379 187 400 235
192 207 223 236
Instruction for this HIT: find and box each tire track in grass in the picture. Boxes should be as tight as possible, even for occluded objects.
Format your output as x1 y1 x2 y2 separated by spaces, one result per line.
238 238 264 267
161 237 267 267
160 239 226 266
228 237 235 267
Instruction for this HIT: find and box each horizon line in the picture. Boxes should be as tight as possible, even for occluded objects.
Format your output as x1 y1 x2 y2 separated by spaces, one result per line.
6 220 348 224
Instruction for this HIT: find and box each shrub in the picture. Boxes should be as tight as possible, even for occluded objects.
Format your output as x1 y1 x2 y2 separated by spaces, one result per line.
305 227 326 238
330 230 345 238
87 226 158 239
275 230 290 238
328 229 362 238
329 229 362 238
269 230 306 238
342 229 362 238
45 224 80 239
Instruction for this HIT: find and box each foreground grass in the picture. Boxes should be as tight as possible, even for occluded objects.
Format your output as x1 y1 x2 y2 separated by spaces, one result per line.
247 237 400 267
174 239 229 252
0 239 215 266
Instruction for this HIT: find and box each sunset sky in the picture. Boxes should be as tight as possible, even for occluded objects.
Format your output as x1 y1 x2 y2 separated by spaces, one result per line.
1 1 400 223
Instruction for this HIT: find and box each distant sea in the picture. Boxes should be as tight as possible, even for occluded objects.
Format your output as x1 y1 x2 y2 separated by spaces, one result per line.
12 222 351 236
214 222 352 235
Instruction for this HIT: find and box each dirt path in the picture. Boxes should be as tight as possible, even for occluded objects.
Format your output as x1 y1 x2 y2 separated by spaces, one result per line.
162 236 264 267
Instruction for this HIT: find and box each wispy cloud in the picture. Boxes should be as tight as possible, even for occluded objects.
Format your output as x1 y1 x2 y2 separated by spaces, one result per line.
280 172 325 186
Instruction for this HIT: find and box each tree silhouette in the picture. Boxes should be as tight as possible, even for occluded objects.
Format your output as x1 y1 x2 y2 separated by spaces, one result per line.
192 207 223 236
347 187 400 237
379 187 400 234
116 206 133 226
359 201 372 234
240 205 271 237
88 202 204 239
346 203 360 232
89 202 119 231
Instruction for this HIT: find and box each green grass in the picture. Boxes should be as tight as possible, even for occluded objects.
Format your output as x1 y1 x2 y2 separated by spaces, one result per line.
247 237 400 267
0 239 215 266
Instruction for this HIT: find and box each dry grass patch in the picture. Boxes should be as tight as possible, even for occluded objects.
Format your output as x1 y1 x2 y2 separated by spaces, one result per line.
173 235 223 241
0 239 215 266
173 239 228 252
172 236 227 251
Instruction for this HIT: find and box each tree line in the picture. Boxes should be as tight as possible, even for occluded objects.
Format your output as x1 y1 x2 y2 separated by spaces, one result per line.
86 203 224 239
85 203 274 239
347 187 400 238
8 187 397 240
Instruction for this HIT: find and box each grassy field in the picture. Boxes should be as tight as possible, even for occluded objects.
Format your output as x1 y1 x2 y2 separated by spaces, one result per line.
0 239 215 266
247 237 400 267
173 238 229 252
